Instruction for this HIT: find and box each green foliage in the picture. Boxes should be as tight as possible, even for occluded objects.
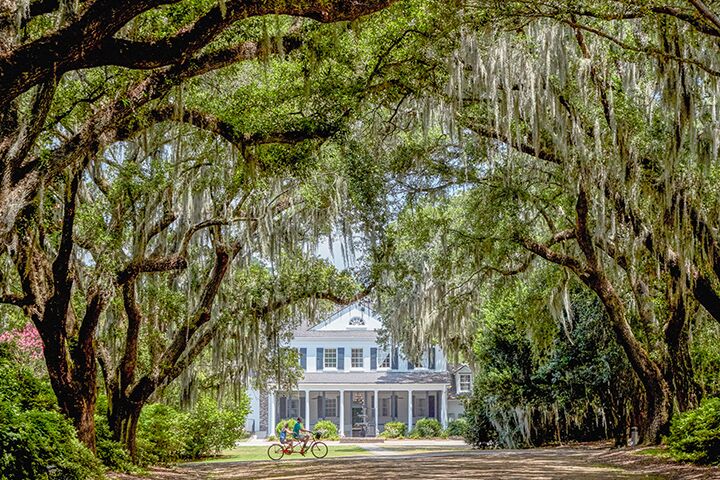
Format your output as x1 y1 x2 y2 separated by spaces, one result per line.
136 404 188 465
313 420 339 440
667 398 720 464
137 393 250 464
379 421 406 438
182 395 250 458
446 418 469 438
409 418 444 438
463 280 635 447
462 392 498 447
0 346 103 479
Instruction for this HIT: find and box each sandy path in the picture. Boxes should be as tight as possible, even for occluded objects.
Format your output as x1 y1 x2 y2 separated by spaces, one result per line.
109 448 720 480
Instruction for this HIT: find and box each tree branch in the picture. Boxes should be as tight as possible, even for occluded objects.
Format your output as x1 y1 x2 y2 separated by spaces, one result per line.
517 234 586 276
687 0 720 33
51 170 80 301
119 282 144 392
0 0 397 107
0 292 32 306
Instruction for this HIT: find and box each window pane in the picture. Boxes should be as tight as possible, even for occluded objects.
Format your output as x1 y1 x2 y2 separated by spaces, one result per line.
459 374 471 391
351 348 363 368
325 398 337 417
325 348 337 368
379 350 390 368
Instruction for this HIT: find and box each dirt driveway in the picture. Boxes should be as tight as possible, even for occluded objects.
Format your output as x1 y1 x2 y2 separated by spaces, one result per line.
116 448 720 480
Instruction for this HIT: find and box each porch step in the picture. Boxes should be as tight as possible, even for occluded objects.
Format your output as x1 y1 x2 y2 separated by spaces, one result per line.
339 437 384 443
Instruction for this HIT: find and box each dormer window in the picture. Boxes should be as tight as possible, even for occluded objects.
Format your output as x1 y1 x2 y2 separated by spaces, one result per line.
348 316 365 326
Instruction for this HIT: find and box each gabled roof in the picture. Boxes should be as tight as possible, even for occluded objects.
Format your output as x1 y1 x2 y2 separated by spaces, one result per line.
449 364 471 374
306 302 382 332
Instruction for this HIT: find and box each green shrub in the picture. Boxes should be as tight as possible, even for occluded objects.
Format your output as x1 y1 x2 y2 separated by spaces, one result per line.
446 418 469 438
313 419 339 440
136 394 250 463
137 403 188 465
379 421 407 438
410 418 443 438
182 395 250 458
667 397 720 464
0 344 103 479
0 402 103 480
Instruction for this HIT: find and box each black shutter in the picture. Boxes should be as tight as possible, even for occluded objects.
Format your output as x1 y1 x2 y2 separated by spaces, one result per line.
392 394 398 418
391 347 399 370
317 396 323 419
279 397 287 420
408 360 414 370
337 347 345 370
317 347 324 371
370 348 377 370
429 347 436 370
300 348 307 370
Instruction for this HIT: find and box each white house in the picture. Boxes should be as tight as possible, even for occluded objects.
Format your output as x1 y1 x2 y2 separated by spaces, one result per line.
246 304 470 437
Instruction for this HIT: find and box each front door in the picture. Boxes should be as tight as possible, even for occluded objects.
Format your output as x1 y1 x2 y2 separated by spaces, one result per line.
351 392 368 437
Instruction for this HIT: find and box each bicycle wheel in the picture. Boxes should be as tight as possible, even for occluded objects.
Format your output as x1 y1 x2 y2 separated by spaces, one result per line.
267 443 285 460
310 441 328 459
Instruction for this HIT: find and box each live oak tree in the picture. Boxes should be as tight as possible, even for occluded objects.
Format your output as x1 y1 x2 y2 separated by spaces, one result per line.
353 1 720 444
0 0 397 239
0 0 403 452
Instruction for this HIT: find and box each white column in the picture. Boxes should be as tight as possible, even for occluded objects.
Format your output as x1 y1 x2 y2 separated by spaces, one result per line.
269 392 276 436
441 386 448 428
340 390 345 437
305 390 311 429
407 389 413 432
339 390 345 437
374 389 379 437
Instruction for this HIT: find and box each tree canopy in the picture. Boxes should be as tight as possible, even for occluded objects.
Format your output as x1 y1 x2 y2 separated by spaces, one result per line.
3 0 720 469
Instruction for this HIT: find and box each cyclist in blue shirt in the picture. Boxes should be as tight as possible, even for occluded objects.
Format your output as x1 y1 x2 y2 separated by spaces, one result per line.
279 422 293 445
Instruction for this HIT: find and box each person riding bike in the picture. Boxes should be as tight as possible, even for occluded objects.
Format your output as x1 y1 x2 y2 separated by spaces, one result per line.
279 422 293 446
292 417 312 453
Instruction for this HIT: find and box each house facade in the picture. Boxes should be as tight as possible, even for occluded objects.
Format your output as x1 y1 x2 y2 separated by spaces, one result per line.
246 304 469 437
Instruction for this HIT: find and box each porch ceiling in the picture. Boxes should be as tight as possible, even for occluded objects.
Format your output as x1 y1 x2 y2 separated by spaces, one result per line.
298 371 450 385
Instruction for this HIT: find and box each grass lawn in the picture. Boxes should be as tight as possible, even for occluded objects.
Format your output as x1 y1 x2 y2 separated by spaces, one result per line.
190 445 370 463
633 447 673 460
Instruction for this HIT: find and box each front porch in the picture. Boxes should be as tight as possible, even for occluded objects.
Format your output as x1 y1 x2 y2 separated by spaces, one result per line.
270 387 448 437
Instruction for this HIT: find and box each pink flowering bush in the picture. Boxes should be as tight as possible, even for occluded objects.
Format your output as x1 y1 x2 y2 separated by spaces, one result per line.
0 323 43 360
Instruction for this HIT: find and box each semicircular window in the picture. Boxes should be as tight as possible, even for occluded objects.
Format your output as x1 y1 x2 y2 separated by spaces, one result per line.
348 316 365 326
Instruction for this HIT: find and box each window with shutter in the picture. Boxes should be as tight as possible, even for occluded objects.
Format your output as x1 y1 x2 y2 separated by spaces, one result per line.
351 348 363 368
324 348 337 369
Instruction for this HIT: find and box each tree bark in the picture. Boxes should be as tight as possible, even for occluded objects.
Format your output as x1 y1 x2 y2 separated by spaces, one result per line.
664 291 700 411
586 272 671 443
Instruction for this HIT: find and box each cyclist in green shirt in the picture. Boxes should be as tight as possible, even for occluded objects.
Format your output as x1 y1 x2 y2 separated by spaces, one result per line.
293 417 312 453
